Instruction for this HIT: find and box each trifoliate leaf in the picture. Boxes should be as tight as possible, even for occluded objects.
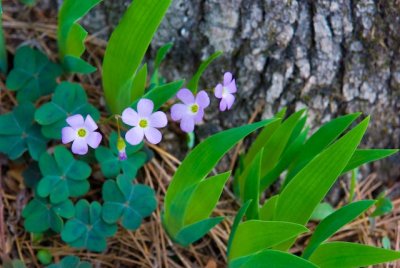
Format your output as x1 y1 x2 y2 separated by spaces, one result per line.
95 132 148 179
6 46 62 102
22 197 74 233
23 162 42 189
61 200 117 252
35 82 100 139
37 146 91 204
47 256 92 268
102 175 156 230
0 103 48 160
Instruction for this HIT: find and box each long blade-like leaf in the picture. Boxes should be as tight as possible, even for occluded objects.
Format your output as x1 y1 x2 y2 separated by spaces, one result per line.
273 117 369 250
227 200 252 256
309 242 400 268
342 149 399 174
302 200 375 259
229 220 308 260
102 0 172 114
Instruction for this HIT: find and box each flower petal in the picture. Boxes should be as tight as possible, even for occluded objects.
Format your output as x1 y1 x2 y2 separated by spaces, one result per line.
87 132 102 149
171 103 188 121
122 107 140 127
71 138 89 155
177 88 195 104
227 79 237 93
223 72 233 85
84 115 98 131
149 111 167 128
224 93 235 110
144 127 162 144
137 99 154 117
195 90 210 109
194 109 204 123
61 127 76 144
180 116 195 133
125 127 144 146
219 99 228 112
214 84 223 98
66 114 84 128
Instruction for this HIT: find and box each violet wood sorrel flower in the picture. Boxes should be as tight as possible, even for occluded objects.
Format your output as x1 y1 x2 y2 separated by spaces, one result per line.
215 72 237 111
117 136 127 160
62 114 102 155
122 99 167 145
171 88 210 133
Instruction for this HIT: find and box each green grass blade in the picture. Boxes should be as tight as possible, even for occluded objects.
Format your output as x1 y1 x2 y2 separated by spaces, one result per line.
102 0 172 114
273 117 369 250
128 64 148 103
227 200 252 256
229 220 308 260
174 217 224 246
186 51 222 93
259 195 279 221
309 242 400 268
342 149 399 174
302 200 375 259
230 250 318 268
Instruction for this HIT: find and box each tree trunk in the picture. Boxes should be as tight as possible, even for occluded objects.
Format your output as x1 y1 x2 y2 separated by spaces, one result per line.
82 0 399 182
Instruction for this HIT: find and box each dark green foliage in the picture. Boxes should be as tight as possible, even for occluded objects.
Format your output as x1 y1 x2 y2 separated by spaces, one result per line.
22 197 74 233
37 146 91 203
95 132 147 179
102 175 157 230
61 200 117 252
0 103 48 160
23 162 41 189
47 256 92 268
6 46 62 102
35 82 100 139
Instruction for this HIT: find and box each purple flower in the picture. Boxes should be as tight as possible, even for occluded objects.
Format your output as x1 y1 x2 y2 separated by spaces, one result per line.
171 88 210 133
215 72 237 111
117 136 127 161
62 114 102 155
122 99 167 146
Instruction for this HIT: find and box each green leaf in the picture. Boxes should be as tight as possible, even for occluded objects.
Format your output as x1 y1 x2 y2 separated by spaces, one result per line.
95 132 147 179
131 79 184 112
23 162 42 189
19 0 35 6
343 149 399 174
238 149 262 219
310 202 335 221
309 242 400 268
229 250 318 268
273 117 369 250
227 200 252 256
150 42 173 86
58 0 101 73
0 103 48 160
259 195 279 221
348 168 358 202
228 220 308 260
47 256 92 268
186 51 222 93
102 0 172 114
102 175 157 230
0 1 7 74
37 249 53 265
35 82 100 139
61 200 117 252
129 64 148 103
303 200 375 259
22 197 74 233
37 146 91 203
284 113 361 185
6 46 62 102
371 194 393 217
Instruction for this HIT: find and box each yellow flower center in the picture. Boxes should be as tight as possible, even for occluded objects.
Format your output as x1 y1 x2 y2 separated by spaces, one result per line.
139 119 148 128
77 128 87 137
190 104 199 113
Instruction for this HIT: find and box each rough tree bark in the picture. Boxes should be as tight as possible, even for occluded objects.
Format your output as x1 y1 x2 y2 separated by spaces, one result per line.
81 0 399 182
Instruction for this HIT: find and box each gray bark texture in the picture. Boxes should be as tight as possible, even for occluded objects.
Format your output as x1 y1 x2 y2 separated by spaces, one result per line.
81 0 399 181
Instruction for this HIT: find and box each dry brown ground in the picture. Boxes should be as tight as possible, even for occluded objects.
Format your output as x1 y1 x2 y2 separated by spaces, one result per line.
0 1 399 267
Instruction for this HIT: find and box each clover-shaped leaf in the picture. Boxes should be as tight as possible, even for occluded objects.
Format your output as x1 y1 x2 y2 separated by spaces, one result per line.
95 132 148 179
0 103 48 160
47 255 92 268
23 162 42 189
37 146 91 204
61 200 117 252
102 175 157 230
6 46 62 102
35 82 100 139
22 197 74 233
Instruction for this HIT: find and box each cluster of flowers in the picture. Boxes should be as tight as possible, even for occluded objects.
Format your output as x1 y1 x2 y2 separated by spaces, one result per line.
61 72 237 158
